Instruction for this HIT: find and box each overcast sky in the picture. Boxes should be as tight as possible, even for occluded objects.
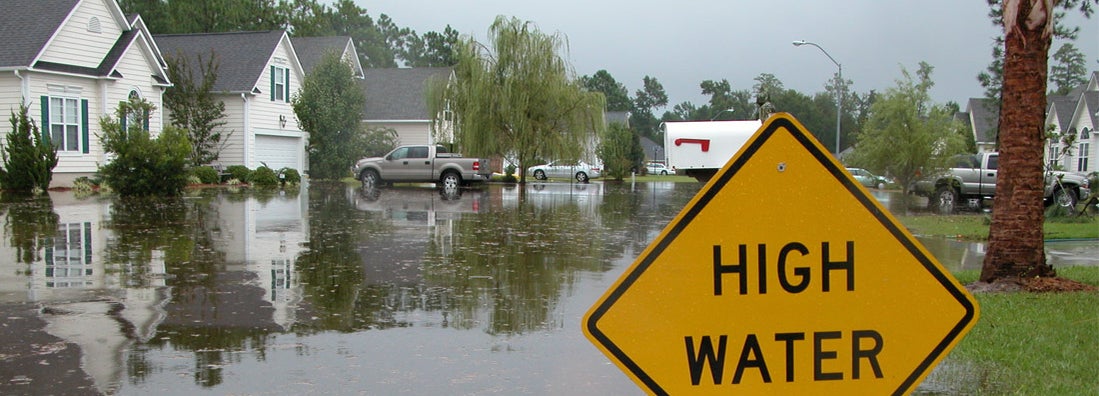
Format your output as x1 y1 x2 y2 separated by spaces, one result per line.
358 0 1098 109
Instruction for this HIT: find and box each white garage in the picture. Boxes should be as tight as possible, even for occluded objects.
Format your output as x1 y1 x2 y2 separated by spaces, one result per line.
254 134 304 172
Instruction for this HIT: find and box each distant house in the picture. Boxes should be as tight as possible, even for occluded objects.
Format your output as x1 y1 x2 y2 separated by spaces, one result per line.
954 98 999 154
155 31 307 173
291 36 364 79
361 67 454 146
957 71 1098 174
1044 71 1098 173
0 0 172 187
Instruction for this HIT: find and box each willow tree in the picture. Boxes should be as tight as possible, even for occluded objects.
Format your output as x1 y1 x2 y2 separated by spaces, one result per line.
430 16 605 183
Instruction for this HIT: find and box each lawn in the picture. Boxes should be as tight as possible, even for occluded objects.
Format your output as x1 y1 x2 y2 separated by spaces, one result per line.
897 214 1098 240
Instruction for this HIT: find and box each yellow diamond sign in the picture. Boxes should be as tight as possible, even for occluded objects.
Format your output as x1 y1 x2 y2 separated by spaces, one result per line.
584 114 978 395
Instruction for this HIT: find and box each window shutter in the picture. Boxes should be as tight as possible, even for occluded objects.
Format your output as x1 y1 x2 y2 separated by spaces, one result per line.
284 68 291 102
83 222 92 264
120 103 127 131
40 96 49 140
81 99 89 153
143 109 150 131
270 65 276 101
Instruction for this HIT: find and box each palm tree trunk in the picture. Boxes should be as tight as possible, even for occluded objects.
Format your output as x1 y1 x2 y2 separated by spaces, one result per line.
980 0 1055 282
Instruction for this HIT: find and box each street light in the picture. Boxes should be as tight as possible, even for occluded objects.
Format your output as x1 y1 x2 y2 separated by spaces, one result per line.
793 40 842 157
709 108 734 121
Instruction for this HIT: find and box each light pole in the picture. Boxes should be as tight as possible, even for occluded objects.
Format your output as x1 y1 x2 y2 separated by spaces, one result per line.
793 40 842 157
709 108 734 121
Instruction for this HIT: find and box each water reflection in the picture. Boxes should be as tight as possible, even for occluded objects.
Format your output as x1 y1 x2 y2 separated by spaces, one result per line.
0 183 1092 394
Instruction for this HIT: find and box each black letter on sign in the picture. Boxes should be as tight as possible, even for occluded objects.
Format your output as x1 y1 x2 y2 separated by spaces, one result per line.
822 241 855 292
778 242 810 293
775 332 806 382
814 331 844 381
852 330 884 379
733 334 772 384
713 245 748 295
685 335 727 385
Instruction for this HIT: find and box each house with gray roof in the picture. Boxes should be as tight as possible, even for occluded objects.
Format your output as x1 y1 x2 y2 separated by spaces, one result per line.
957 98 1000 154
361 67 454 146
0 0 171 187
1045 71 1098 174
291 36 364 79
156 31 307 172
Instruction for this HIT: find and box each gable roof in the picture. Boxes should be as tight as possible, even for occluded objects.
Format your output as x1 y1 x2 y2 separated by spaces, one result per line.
291 36 363 78
1081 91 1099 130
1047 95 1078 132
0 0 79 68
155 30 292 94
965 98 999 144
362 67 453 120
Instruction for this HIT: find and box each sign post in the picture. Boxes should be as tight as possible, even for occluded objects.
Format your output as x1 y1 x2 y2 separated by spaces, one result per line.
584 114 978 395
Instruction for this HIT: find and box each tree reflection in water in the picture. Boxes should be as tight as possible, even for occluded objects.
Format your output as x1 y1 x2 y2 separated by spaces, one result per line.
1 194 59 264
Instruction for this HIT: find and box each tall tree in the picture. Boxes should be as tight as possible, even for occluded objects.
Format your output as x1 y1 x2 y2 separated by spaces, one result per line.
847 62 966 196
580 70 631 112
163 50 230 166
1049 42 1088 95
977 0 1093 101
293 51 366 180
980 0 1094 283
431 16 605 184
402 25 461 67
630 76 668 142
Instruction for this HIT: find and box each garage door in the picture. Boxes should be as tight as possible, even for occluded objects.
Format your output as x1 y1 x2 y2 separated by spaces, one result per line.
255 135 302 171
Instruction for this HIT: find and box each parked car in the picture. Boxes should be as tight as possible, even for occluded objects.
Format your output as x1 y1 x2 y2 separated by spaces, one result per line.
529 161 601 182
846 168 890 189
646 162 675 175
351 145 492 189
912 152 1091 213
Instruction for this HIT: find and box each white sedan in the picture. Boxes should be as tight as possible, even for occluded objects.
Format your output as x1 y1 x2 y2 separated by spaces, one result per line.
646 162 675 175
529 161 601 182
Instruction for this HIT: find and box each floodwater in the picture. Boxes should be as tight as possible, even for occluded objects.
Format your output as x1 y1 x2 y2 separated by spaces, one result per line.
0 182 1093 395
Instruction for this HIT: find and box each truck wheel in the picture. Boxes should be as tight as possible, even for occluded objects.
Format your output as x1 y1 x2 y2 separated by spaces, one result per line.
534 170 547 180
360 169 380 188
575 172 589 183
1052 188 1078 209
440 171 461 190
931 186 957 214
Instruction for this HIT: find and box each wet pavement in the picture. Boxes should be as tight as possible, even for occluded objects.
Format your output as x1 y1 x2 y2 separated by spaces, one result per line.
0 182 1094 395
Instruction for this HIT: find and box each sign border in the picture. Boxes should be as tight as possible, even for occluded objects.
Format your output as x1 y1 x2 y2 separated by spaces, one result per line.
585 114 978 395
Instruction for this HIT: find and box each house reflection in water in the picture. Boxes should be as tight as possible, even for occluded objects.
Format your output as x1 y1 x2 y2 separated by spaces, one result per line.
0 188 309 393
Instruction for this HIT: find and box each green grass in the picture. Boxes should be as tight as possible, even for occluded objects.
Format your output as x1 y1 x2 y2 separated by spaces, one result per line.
933 267 1099 395
897 214 1098 240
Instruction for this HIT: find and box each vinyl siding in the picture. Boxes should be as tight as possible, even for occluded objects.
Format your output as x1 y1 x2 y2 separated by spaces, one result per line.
37 0 122 69
27 72 101 174
366 122 432 146
215 95 247 167
108 35 164 134
0 76 25 149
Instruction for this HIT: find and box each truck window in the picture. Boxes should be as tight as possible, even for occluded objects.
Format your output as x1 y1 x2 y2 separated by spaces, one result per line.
436 145 449 154
986 155 998 170
389 147 409 160
408 146 429 159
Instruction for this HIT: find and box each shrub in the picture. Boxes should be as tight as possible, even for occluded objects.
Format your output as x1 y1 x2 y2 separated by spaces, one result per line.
0 103 58 193
191 166 220 184
98 99 191 196
503 164 517 183
251 166 279 187
278 167 301 185
226 165 252 183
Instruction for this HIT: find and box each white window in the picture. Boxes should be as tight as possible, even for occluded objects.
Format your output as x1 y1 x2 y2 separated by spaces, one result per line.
49 97 81 152
46 223 93 288
1078 143 1090 172
272 66 288 102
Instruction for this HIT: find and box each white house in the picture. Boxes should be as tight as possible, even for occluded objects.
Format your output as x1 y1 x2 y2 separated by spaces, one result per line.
0 0 172 187
155 31 308 173
361 67 454 146
1044 71 1098 174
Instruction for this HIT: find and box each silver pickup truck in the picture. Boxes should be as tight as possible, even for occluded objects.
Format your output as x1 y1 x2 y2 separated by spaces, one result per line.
913 152 1091 212
352 145 492 188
